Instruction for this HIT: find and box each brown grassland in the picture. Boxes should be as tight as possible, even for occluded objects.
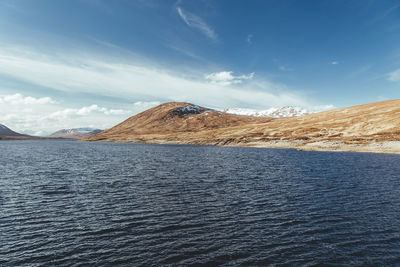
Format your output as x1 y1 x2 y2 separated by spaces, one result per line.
84 100 400 154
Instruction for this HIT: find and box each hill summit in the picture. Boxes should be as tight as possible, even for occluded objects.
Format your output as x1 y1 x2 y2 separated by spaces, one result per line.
85 102 271 142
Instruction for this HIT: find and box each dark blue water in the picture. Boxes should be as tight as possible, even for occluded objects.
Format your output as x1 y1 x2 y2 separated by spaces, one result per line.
1 140 400 266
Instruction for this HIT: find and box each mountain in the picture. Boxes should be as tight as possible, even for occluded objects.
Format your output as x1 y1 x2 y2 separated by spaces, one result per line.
0 124 44 140
224 106 313 118
84 102 271 142
85 100 400 154
0 124 24 136
49 128 103 139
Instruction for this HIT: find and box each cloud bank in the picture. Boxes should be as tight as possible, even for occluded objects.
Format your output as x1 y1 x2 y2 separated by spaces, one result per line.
0 93 55 105
0 93 133 135
0 46 319 135
0 46 312 109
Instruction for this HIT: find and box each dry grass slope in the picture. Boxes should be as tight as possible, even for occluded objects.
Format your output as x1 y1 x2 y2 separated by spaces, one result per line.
85 100 400 154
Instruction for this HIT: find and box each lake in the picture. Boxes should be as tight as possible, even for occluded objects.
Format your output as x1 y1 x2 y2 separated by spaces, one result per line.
1 140 400 266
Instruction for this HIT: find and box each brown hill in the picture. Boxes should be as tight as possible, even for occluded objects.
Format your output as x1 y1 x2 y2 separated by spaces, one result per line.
85 100 400 154
86 102 271 142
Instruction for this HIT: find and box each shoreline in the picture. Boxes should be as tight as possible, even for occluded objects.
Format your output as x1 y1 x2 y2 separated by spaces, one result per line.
238 140 400 154
81 101 400 156
83 138 400 155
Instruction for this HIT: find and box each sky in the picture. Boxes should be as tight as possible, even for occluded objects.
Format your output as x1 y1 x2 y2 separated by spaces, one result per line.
1 0 400 135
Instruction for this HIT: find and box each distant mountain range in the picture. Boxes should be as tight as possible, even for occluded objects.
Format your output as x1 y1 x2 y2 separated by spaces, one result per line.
4 100 400 153
0 124 102 140
49 128 103 139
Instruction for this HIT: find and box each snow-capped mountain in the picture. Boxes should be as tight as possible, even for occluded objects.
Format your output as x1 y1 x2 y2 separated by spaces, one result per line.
223 106 314 118
49 128 103 139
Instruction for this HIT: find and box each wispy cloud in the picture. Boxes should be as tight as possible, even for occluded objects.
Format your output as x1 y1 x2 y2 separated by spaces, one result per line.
273 59 293 72
0 46 313 109
167 44 205 61
348 64 372 78
387 68 400 81
176 7 218 41
331 61 339 65
369 3 400 25
205 71 254 86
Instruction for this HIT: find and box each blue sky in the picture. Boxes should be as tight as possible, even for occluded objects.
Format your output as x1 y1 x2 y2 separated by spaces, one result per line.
1 0 400 134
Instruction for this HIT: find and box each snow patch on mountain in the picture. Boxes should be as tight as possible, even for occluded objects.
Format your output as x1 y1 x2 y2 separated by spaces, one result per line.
223 106 316 118
64 128 98 134
173 104 213 116
179 105 201 113
49 128 103 138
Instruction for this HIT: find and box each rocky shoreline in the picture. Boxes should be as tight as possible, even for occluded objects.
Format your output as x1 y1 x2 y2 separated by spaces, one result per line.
239 140 400 154
85 137 400 154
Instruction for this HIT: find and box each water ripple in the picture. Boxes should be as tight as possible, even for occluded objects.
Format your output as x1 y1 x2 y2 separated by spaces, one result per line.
1 140 400 266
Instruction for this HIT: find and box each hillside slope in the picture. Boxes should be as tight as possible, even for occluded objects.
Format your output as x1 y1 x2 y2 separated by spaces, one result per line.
0 124 54 140
85 100 400 153
86 102 271 141
0 124 24 136
0 124 38 140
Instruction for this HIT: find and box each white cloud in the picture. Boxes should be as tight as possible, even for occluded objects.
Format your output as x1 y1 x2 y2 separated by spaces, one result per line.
46 104 128 119
176 7 218 41
278 65 294 72
0 46 312 109
205 71 254 86
0 46 327 134
387 69 400 81
0 93 55 105
331 61 339 65
0 91 131 135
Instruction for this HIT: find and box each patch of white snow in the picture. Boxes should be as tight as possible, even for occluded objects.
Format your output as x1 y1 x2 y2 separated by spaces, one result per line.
222 106 315 118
